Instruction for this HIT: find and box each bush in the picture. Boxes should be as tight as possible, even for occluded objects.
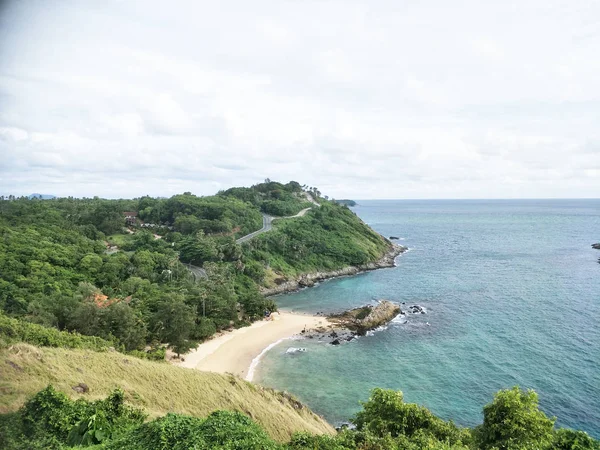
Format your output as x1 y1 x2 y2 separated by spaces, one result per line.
10 386 146 449
354 388 470 446
0 313 113 351
476 387 555 450
198 410 280 449
107 413 207 450
552 428 600 450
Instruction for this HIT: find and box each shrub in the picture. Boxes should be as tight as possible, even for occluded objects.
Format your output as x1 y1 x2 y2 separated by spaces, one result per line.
354 388 469 446
0 313 113 351
552 428 600 450
476 387 555 450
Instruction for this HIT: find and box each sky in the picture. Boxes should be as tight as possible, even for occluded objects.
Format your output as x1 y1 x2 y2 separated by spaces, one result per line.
0 0 599 199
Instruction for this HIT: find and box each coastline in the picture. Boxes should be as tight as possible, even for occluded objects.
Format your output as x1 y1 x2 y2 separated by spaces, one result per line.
175 312 330 380
260 243 406 297
174 244 404 381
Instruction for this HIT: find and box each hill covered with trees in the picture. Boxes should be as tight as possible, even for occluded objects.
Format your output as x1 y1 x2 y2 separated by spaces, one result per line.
0 180 395 357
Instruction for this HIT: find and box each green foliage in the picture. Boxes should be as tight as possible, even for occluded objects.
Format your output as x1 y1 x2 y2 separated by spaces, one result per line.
0 183 391 353
198 410 281 449
552 428 600 450
0 386 145 450
244 203 390 280
106 413 208 450
107 410 282 450
0 312 113 351
177 231 220 265
69 299 147 351
476 387 555 450
152 293 196 355
220 180 311 217
1 386 597 450
157 193 263 236
354 388 470 446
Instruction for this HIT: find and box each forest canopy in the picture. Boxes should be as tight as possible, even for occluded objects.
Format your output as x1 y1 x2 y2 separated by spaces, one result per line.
0 181 392 356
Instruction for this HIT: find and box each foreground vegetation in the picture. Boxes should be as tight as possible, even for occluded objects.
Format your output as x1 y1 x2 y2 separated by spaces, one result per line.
1 379 597 449
0 343 334 441
0 180 393 356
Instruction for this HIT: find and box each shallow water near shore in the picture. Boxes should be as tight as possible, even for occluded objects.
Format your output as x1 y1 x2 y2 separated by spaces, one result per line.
255 199 600 438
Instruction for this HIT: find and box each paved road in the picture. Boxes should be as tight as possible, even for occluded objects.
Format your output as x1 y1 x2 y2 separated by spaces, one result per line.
185 263 207 281
186 204 317 280
236 214 273 244
235 207 313 244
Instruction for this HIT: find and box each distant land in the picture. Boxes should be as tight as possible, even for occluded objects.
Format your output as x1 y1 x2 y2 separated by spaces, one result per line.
334 199 357 206
28 193 56 199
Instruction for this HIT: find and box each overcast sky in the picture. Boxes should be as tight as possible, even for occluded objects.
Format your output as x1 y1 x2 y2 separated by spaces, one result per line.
1 0 599 199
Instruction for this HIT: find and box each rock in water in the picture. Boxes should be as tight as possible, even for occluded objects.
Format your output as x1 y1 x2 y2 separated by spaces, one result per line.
329 300 402 336
592 243 600 250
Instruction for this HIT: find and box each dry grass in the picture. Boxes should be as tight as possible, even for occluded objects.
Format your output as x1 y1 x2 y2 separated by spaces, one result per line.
0 343 335 442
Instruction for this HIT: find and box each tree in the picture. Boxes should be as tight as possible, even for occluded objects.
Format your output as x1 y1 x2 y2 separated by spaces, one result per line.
477 387 555 450
177 231 219 266
79 253 103 277
552 428 600 450
353 388 467 445
102 302 147 351
152 294 195 356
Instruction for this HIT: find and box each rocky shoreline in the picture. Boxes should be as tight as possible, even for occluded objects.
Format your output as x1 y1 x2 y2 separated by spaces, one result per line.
300 300 408 345
259 243 407 297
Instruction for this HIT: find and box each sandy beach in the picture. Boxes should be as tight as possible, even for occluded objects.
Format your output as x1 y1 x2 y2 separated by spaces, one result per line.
175 312 329 380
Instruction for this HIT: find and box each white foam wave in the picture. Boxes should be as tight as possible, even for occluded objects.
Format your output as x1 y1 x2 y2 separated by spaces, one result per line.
366 324 391 336
391 313 408 324
285 347 307 354
245 337 290 382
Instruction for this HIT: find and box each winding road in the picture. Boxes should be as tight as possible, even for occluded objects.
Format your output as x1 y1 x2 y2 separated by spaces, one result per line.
186 197 318 281
185 263 207 280
236 214 274 244
235 207 313 244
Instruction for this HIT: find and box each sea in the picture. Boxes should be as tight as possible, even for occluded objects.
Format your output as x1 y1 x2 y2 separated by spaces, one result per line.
254 199 600 438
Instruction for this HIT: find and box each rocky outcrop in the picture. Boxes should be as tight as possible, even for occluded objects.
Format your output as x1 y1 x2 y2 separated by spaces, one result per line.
260 244 407 297
301 300 402 344
328 300 401 336
592 243 600 250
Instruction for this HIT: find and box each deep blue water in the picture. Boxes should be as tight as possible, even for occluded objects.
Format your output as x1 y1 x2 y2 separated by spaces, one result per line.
256 200 600 437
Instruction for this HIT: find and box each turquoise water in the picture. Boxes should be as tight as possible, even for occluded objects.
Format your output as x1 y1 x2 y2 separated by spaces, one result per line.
256 200 600 437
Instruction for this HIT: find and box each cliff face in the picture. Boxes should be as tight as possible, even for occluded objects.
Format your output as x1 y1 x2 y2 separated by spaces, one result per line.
260 244 406 297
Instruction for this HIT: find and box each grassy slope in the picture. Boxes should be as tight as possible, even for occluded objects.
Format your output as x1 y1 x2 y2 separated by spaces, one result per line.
0 344 334 442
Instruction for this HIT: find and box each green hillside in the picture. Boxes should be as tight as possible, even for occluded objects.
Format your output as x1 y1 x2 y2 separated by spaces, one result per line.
243 202 390 282
0 181 392 356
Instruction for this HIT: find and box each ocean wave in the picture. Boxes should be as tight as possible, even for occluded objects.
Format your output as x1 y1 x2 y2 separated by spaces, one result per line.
285 347 307 354
246 337 290 382
391 313 408 324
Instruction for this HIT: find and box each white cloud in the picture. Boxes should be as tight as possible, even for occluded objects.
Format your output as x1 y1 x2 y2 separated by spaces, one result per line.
0 0 599 198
